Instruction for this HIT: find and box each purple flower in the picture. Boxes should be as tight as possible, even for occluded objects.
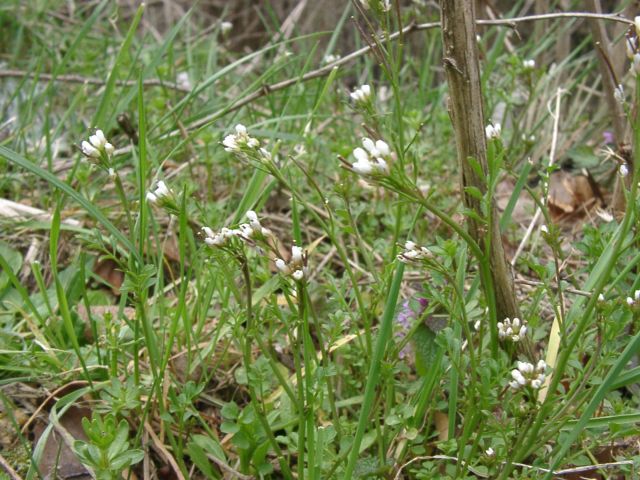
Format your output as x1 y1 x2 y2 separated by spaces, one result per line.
395 297 428 359
602 131 614 145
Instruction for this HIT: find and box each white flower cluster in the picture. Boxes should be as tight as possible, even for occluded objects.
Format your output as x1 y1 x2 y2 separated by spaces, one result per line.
350 84 371 103
323 54 341 64
223 124 259 152
176 72 191 91
275 245 307 281
619 163 630 177
523 59 536 70
509 360 546 390
485 123 501 140
626 290 640 306
81 129 114 159
202 210 272 247
146 180 172 204
351 137 392 176
222 124 271 162
497 317 528 342
220 21 233 36
397 241 431 263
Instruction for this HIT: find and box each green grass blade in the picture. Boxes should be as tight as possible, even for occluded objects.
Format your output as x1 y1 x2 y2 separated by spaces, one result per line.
50 206 93 385
92 3 145 128
344 262 405 478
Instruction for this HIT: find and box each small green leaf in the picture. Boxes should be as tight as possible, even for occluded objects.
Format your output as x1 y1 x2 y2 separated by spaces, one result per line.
0 241 22 290
413 323 441 377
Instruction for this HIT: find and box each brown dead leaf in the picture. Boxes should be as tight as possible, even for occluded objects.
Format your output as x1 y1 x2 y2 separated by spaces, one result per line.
33 405 92 480
433 411 449 442
93 258 124 295
548 171 599 221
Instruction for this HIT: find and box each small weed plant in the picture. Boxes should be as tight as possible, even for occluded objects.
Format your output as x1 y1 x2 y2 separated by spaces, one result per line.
0 1 639 479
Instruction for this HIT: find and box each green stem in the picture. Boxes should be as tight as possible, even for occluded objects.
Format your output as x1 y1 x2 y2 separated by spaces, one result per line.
344 263 405 478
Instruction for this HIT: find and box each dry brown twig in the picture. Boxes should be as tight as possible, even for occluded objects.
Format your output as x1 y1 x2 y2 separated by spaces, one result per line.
440 0 520 325
167 11 631 136
21 9 628 162
0 453 23 480
0 70 191 93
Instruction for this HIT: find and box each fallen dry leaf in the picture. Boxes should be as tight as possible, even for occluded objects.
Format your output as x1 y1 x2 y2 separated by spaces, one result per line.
93 258 124 295
33 405 92 480
547 171 600 221
433 411 449 442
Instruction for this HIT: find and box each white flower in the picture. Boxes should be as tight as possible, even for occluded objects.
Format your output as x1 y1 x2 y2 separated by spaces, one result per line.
81 141 99 158
259 148 272 162
82 129 115 159
223 124 261 154
220 21 233 35
510 369 527 387
485 447 495 457
202 225 238 247
498 317 528 342
517 361 533 374
176 71 191 90
246 210 258 223
156 181 169 197
627 297 635 306
523 59 535 69
147 180 172 203
238 223 253 238
510 360 546 390
323 54 341 64
275 245 308 281
485 123 501 140
350 137 392 177
598 293 605 302
108 168 116 179
635 290 640 301
350 84 372 103
352 148 374 175
614 84 624 105
246 210 261 231
619 163 630 177
89 130 106 149
397 240 431 263
275 258 290 274
291 245 304 264
540 224 548 234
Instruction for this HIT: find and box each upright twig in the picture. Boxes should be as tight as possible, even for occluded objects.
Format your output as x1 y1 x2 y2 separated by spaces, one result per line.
586 0 629 215
587 0 626 143
439 0 520 338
